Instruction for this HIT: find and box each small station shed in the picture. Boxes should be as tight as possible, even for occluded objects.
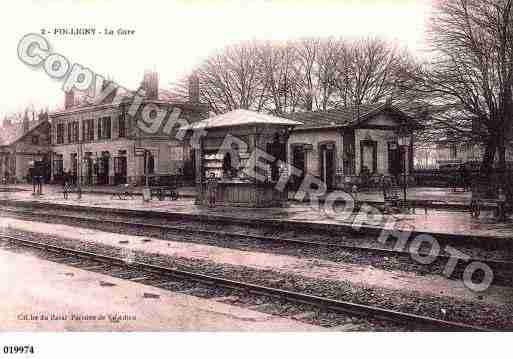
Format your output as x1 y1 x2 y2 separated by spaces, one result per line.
188 109 301 207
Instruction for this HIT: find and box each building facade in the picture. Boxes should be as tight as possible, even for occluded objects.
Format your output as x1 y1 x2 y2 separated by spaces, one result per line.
47 72 208 185
49 105 207 185
0 111 51 183
287 103 420 189
414 142 513 170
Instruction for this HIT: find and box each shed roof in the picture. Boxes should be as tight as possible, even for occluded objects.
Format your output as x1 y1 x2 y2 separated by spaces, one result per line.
188 109 302 130
0 119 49 147
287 103 422 131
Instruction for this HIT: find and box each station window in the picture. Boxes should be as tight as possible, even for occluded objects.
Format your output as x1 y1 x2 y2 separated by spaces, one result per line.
73 121 79 142
450 144 458 159
88 119 94 141
82 120 89 142
67 122 73 143
97 117 111 139
97 118 102 139
118 115 126 138
53 157 63 176
102 117 111 139
56 124 64 144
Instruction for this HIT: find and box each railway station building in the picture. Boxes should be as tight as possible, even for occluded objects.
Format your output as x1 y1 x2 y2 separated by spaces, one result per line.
287 103 422 189
0 79 421 192
47 72 208 185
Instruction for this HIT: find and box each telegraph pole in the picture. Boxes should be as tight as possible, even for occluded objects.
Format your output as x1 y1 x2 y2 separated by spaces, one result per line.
77 129 83 200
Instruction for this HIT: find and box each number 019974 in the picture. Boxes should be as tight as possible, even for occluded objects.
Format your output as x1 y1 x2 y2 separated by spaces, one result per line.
3 346 34 354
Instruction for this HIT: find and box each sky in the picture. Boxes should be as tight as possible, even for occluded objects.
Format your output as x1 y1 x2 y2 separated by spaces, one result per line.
0 0 431 118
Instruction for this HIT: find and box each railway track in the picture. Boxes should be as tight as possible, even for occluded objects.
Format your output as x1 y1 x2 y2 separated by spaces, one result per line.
2 206 513 280
0 233 489 331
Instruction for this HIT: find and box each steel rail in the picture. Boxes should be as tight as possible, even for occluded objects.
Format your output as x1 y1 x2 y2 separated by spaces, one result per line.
0 233 490 332
2 207 512 272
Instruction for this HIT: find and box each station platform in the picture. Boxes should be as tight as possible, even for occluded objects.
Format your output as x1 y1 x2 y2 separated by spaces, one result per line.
0 247 321 331
0 185 511 241
4 184 470 204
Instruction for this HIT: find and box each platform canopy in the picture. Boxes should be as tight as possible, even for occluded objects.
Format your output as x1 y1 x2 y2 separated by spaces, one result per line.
186 109 303 130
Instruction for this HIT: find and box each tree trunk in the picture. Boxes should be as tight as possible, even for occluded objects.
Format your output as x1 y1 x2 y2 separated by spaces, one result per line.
497 114 511 202
480 136 497 176
498 133 506 182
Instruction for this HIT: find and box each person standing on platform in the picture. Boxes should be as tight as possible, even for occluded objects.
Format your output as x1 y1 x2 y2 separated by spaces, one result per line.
62 171 70 199
63 180 70 200
207 172 218 208
29 167 36 195
35 175 40 195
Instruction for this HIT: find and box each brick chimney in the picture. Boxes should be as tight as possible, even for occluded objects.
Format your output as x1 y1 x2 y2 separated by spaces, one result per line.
65 90 75 110
23 109 29 133
188 73 199 103
38 109 49 122
141 70 159 99
100 79 119 104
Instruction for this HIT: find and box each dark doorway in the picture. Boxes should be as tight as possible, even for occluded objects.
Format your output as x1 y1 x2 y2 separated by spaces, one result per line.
39 153 51 182
53 156 64 184
114 156 127 185
97 152 110 185
267 133 286 182
84 153 93 186
320 143 335 190
144 152 155 175
292 145 306 189
70 154 78 185
388 142 403 180
183 148 196 182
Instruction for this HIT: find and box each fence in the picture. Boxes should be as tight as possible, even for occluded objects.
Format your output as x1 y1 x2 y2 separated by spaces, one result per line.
414 166 513 194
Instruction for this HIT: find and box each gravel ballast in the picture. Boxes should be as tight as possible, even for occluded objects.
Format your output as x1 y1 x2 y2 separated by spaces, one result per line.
2 225 512 330
3 207 513 287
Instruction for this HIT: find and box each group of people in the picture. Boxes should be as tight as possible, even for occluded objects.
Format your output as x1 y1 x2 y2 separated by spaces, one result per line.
25 167 77 199
32 175 43 195
27 168 44 195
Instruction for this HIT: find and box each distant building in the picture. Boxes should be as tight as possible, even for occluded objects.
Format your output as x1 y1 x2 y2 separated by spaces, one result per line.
0 110 51 182
415 141 513 170
413 111 513 169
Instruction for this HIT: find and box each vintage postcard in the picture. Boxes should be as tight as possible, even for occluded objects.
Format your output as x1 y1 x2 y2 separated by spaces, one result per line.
0 0 511 357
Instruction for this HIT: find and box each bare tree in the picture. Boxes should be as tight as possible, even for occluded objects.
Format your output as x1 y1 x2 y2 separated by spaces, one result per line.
262 37 342 113
294 38 341 111
170 37 414 115
170 41 267 114
404 0 513 176
258 41 302 115
335 38 411 113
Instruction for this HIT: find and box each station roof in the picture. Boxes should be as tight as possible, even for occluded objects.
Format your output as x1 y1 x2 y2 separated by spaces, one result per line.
287 103 423 131
0 118 49 147
187 109 303 130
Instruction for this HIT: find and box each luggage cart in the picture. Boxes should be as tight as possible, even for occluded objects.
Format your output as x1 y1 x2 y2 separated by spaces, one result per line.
470 175 507 219
148 174 181 201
